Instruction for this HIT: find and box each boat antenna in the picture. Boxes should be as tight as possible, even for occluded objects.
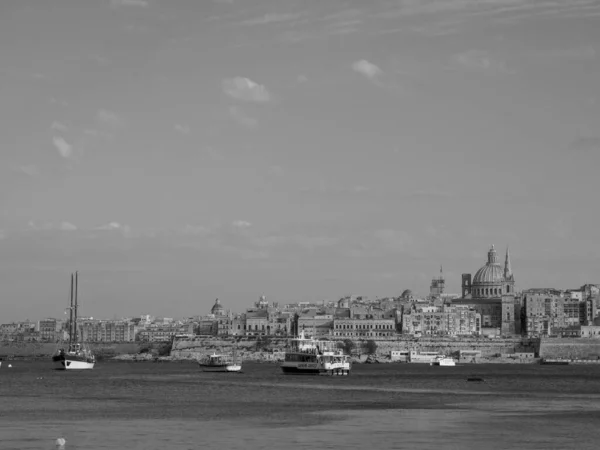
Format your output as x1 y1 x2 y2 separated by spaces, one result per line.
73 271 78 344
69 272 74 347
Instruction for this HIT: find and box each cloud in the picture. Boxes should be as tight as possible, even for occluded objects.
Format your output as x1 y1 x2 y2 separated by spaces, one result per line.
228 106 258 129
96 222 127 231
222 77 271 103
533 45 596 62
453 50 511 73
26 221 77 232
110 0 149 7
11 165 40 177
52 136 73 158
406 189 454 198
373 229 414 252
50 121 68 133
267 165 285 177
97 109 123 128
352 59 383 81
174 124 191 135
570 137 600 152
231 220 252 229
300 182 371 194
59 222 78 231
241 13 303 26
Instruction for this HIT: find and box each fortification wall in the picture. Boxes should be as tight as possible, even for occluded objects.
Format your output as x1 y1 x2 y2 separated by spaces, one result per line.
539 338 600 359
170 336 536 359
0 341 142 358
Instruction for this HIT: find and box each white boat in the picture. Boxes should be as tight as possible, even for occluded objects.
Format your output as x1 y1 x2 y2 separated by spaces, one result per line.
431 356 456 367
281 329 351 376
198 352 242 372
52 272 96 370
408 351 441 363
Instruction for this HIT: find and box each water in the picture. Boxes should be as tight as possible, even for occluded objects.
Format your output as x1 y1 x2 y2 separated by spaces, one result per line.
1 361 599 449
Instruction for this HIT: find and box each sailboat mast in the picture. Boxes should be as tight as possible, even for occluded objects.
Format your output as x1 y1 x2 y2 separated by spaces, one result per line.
69 273 74 346
73 271 79 344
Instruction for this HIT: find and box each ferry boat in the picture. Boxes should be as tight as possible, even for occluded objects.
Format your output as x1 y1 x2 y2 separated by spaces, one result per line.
52 272 96 370
280 330 351 376
408 350 442 364
431 355 456 366
198 352 242 372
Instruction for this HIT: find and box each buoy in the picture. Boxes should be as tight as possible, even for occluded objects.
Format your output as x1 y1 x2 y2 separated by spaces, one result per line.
8 364 12 368
56 437 66 448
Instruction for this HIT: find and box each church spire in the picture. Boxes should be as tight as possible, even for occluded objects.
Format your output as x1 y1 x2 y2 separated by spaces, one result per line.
504 246 513 280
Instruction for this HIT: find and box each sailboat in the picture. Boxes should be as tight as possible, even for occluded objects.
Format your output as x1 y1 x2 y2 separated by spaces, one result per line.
52 272 96 370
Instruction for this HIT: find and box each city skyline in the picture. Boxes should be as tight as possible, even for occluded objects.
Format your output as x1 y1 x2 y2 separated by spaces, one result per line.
1 0 599 321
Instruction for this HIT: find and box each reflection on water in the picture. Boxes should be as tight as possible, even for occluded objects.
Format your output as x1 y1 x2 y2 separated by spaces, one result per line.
1 361 600 449
3 408 599 450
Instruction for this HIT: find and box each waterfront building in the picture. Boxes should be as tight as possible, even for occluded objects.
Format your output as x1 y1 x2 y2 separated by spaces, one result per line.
401 304 480 337
79 320 137 342
137 322 194 342
245 309 269 336
38 318 65 341
297 310 334 337
333 317 396 339
453 245 519 335
522 290 566 337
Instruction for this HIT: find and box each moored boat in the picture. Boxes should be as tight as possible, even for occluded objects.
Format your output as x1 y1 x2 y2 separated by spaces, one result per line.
280 330 351 376
198 352 242 372
431 355 456 366
540 358 570 365
52 272 95 370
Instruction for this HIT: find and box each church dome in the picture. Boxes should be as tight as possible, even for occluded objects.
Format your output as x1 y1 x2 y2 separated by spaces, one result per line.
473 264 504 284
472 244 504 285
401 289 413 299
211 298 224 315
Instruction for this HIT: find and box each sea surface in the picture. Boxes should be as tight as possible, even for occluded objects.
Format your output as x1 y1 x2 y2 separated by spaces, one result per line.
1 360 599 449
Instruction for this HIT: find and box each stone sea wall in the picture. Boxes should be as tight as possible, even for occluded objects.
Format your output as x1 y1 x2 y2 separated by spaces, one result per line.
0 341 142 358
6 336 600 361
539 338 600 360
170 335 538 360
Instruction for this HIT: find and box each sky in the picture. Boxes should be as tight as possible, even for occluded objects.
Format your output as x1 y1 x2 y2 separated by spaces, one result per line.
1 0 599 321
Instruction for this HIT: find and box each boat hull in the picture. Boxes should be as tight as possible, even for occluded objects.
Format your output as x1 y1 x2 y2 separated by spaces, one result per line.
199 364 242 372
54 358 95 370
280 363 350 376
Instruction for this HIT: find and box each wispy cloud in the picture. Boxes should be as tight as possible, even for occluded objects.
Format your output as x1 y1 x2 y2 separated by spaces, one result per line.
52 136 73 159
241 13 303 26
267 165 285 177
453 49 511 74
11 165 40 177
50 121 68 133
222 77 271 103
59 222 78 231
229 106 258 129
300 182 371 194
110 0 149 7
570 136 600 153
371 0 600 35
231 220 252 229
533 45 596 63
174 124 191 135
352 59 383 83
97 109 123 128
27 221 77 232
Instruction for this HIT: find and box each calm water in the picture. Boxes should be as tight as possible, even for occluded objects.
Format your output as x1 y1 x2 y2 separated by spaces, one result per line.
1 360 599 449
